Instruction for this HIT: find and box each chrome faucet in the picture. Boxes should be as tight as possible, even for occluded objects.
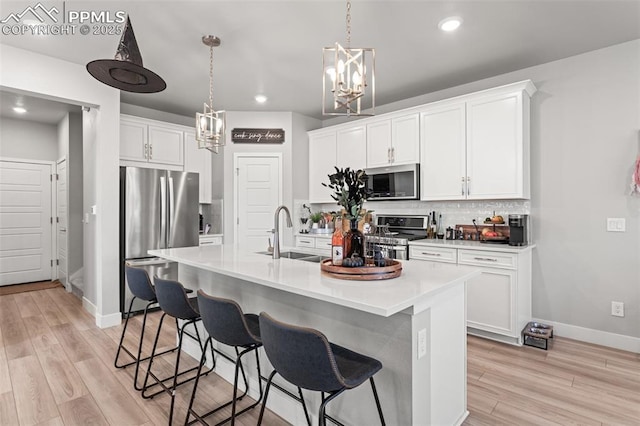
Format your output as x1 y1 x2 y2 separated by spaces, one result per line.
272 205 293 259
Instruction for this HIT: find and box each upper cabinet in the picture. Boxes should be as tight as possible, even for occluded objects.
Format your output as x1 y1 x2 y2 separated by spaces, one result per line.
336 125 366 170
308 130 337 203
119 115 184 169
421 81 535 200
184 131 212 204
366 113 419 168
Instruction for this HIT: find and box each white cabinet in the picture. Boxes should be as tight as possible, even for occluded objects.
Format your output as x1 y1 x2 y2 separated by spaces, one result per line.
294 235 332 255
336 126 366 170
199 234 222 246
119 115 184 169
409 243 532 346
420 102 466 200
366 114 419 168
420 80 535 201
184 131 212 204
308 131 337 203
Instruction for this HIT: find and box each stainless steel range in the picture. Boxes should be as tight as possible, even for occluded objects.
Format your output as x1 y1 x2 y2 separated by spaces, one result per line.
365 215 429 260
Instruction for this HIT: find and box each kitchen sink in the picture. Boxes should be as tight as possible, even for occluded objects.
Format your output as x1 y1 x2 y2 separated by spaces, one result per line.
257 251 328 262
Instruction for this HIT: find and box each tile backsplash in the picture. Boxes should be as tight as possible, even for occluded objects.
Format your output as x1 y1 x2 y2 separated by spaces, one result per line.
305 199 530 230
200 199 224 234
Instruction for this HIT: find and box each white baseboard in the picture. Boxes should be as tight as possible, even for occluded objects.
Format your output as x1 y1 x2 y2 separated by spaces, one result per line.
82 297 121 328
533 318 640 353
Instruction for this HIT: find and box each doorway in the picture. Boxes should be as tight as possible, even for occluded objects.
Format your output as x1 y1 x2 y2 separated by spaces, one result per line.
0 159 54 286
233 154 282 251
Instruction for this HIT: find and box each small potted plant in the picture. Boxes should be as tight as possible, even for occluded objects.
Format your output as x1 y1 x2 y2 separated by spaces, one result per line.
322 167 371 259
309 212 324 229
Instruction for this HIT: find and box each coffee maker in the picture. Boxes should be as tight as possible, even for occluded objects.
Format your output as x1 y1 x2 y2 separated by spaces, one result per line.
508 214 529 246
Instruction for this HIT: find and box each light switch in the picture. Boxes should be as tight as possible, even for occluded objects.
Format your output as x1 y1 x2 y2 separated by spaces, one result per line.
90 205 97 215
606 218 625 232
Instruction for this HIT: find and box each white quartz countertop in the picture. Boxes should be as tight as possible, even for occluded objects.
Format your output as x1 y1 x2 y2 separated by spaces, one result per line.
149 244 480 317
409 239 535 253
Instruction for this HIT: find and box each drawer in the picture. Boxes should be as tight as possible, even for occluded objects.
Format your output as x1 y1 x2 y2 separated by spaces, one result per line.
458 249 516 270
295 236 315 248
409 246 457 263
314 238 333 250
200 235 222 246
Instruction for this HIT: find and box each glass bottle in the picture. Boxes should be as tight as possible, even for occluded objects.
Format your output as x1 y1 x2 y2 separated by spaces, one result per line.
343 218 365 260
331 217 344 266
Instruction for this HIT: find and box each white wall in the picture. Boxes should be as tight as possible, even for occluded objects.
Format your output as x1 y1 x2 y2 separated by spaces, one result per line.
0 117 58 161
0 44 121 327
68 113 83 278
322 39 640 341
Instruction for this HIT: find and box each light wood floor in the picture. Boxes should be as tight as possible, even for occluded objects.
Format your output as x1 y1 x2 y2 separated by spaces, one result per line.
1 287 638 426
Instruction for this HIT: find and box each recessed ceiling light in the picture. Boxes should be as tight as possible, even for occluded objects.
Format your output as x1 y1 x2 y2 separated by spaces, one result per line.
438 16 462 32
255 94 267 103
13 107 27 114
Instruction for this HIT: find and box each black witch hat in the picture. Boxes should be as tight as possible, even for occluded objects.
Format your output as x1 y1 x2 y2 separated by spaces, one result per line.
86 16 166 93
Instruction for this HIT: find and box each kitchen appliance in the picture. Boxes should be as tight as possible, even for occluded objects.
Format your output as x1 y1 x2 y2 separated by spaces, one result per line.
365 164 420 200
508 214 529 246
119 167 199 315
365 215 429 260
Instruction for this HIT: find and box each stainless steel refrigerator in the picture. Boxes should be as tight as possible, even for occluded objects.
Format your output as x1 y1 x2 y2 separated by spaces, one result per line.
119 166 199 314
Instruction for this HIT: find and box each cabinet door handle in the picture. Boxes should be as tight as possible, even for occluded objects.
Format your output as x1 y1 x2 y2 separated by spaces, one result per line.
387 148 391 163
392 147 395 163
144 143 149 159
461 177 465 195
422 252 441 257
474 257 498 262
149 144 153 159
467 176 471 196
299 240 312 245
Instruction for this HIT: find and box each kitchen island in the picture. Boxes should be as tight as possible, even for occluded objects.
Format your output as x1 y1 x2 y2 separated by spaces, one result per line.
149 245 480 426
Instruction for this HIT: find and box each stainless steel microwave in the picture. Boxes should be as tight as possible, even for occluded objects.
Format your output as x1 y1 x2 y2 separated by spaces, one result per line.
365 164 420 200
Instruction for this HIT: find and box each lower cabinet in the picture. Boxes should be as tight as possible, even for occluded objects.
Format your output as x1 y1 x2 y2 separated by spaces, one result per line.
410 244 532 345
200 235 223 246
295 235 332 255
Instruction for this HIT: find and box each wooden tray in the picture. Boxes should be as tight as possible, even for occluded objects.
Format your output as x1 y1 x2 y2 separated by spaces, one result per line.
320 259 402 281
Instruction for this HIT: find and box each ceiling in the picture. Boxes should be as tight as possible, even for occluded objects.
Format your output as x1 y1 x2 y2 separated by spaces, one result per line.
0 90 81 124
1 1 639 122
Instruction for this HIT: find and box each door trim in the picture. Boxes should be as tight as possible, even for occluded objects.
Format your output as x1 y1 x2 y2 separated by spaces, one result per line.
232 153 283 245
56 156 69 291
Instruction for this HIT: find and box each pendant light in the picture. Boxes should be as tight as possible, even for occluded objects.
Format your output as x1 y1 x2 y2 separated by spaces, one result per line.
322 1 375 116
86 16 166 93
196 35 226 153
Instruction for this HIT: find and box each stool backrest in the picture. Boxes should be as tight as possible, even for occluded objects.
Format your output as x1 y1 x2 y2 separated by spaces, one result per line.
197 290 259 347
154 277 199 320
259 312 344 392
125 265 156 301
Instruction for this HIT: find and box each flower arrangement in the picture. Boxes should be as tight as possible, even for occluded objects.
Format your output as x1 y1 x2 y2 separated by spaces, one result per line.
322 167 371 220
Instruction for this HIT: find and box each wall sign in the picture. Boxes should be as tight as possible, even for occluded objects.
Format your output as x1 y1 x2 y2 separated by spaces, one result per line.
231 128 285 144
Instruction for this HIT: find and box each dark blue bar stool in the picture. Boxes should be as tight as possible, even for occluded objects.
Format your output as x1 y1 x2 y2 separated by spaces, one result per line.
115 265 191 390
185 290 264 425
257 312 386 426
141 277 213 425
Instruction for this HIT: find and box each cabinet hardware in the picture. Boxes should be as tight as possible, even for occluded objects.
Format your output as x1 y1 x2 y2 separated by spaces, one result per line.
387 148 391 163
422 252 441 256
392 147 395 162
467 177 471 196
300 240 312 245
461 177 465 195
474 257 498 262
149 144 153 159
144 143 149 159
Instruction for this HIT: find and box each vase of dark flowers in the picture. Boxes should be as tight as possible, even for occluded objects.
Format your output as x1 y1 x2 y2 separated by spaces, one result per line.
323 167 371 260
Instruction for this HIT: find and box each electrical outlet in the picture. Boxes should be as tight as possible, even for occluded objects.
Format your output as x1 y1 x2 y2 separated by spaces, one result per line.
606 218 626 232
418 328 427 359
611 301 625 317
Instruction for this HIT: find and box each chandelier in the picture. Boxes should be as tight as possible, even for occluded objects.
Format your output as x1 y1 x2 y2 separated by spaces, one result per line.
322 1 375 116
196 35 226 153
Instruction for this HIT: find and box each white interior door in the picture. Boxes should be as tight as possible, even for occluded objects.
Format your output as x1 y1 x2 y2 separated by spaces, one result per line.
235 155 281 252
0 160 53 286
56 158 68 288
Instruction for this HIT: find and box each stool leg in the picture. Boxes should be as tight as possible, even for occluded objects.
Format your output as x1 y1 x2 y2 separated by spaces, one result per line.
257 369 277 425
184 336 212 425
369 377 385 426
299 388 311 426
132 301 153 390
318 389 345 426
114 296 137 368
141 312 167 398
